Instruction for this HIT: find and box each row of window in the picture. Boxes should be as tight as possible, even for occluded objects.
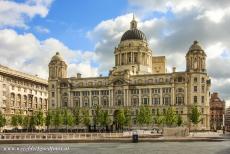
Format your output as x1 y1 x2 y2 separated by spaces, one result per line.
193 77 206 83
10 85 47 96
1 76 47 90
193 85 206 93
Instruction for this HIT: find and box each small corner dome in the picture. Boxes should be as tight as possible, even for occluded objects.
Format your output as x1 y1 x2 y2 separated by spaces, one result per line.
189 40 204 52
51 52 64 61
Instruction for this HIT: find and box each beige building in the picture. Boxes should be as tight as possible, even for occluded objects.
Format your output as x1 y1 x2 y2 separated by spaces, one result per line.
48 17 211 130
0 65 48 122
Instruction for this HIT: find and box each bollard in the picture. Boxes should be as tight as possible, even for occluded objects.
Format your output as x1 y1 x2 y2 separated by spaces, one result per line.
132 132 139 143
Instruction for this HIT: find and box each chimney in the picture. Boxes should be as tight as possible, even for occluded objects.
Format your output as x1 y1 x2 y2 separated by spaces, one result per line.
173 67 176 73
77 73 81 78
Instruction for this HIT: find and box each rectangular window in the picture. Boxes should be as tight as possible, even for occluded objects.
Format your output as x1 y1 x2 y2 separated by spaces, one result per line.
52 92 55 97
202 96 205 103
202 85 205 93
194 96 197 103
194 86 197 92
194 77 197 83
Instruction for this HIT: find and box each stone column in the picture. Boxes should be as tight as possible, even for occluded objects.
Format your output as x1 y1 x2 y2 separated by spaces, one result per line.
99 90 101 106
80 91 83 107
126 89 129 106
160 88 163 105
149 88 152 106
89 91 92 108
138 88 141 106
172 85 175 105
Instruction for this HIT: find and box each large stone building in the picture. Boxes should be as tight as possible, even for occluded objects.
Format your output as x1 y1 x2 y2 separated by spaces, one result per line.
209 92 225 130
225 106 230 131
48 17 211 130
0 64 48 124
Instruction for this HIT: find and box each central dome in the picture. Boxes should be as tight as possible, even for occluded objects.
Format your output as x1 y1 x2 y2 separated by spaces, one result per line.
121 29 147 42
120 15 147 42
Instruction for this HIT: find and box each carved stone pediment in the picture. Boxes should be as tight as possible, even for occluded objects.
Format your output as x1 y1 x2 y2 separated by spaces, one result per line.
108 70 130 86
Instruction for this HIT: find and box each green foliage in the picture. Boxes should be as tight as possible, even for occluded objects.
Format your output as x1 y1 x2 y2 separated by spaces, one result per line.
22 116 29 129
114 109 125 129
73 107 81 126
36 110 45 127
45 110 53 128
100 110 111 128
29 113 37 129
63 108 74 127
124 108 131 127
137 105 152 126
165 107 177 127
0 112 6 128
81 108 90 127
11 115 19 128
54 109 62 128
177 114 183 126
189 105 201 125
93 105 102 126
155 110 165 126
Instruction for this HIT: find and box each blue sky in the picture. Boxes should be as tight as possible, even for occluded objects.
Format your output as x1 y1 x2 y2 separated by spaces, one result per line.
16 0 129 50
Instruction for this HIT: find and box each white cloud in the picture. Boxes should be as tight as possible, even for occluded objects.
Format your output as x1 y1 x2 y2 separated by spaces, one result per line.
86 0 230 103
35 25 50 34
0 0 53 28
0 29 98 79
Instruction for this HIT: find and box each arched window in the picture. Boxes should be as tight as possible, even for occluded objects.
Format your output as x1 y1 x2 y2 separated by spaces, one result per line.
92 96 99 107
10 93 15 106
102 96 109 107
152 95 160 105
62 97 68 107
73 97 80 107
163 95 171 105
131 96 139 107
83 97 89 107
23 95 27 107
176 94 184 105
17 94 21 107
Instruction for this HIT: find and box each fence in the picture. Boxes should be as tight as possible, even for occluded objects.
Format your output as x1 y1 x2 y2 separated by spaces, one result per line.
0 133 124 140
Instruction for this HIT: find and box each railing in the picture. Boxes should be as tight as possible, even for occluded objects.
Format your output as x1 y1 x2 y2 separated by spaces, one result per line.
0 133 124 140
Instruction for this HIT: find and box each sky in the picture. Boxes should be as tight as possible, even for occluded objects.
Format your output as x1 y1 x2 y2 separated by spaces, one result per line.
0 0 230 106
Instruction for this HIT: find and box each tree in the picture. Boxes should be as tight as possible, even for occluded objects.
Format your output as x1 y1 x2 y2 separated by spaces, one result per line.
0 112 6 131
155 109 165 127
22 116 30 131
92 105 102 130
81 108 90 130
137 105 152 127
124 108 131 129
73 107 81 127
177 114 183 126
114 109 125 131
54 109 62 130
189 105 201 130
29 113 37 131
165 107 177 127
11 115 19 130
36 110 45 131
45 110 53 131
100 110 111 131
63 108 74 132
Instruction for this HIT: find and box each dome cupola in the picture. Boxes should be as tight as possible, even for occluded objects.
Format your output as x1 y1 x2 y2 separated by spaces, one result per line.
120 15 147 42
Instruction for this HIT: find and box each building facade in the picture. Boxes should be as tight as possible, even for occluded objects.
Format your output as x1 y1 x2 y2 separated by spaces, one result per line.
225 106 230 131
0 65 48 125
48 17 211 130
209 92 225 130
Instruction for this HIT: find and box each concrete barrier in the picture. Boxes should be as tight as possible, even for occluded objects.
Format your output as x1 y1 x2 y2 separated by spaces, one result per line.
163 127 189 137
